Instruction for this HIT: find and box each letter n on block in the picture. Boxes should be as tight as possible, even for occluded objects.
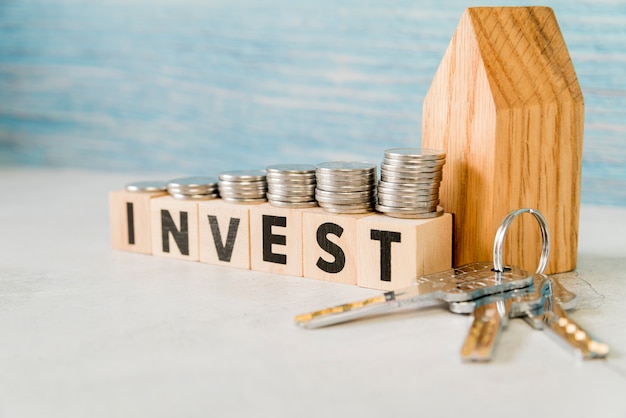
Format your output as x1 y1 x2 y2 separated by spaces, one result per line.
356 213 452 290
302 208 373 285
109 189 167 254
198 199 250 269
249 203 303 276
150 195 199 261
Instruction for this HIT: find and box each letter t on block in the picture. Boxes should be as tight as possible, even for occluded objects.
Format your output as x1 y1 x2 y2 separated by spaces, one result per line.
356 213 452 290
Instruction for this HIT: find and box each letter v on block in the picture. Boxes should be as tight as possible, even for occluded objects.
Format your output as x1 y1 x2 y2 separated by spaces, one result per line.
198 199 251 269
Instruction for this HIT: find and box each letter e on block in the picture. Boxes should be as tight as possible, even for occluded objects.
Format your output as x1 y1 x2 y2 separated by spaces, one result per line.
109 189 167 254
150 195 199 261
198 199 250 269
356 213 452 290
249 203 303 276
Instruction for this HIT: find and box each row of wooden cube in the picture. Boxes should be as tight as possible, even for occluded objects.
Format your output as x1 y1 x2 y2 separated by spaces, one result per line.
109 190 452 290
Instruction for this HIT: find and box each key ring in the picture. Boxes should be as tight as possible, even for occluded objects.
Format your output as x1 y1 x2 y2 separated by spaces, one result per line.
493 208 550 274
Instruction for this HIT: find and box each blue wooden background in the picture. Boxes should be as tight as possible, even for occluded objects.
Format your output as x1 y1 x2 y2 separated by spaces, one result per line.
0 0 624 206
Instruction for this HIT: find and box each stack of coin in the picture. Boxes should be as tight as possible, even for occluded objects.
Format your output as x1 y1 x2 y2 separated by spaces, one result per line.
266 164 318 208
315 161 377 213
376 148 445 218
218 170 267 204
167 176 219 200
125 181 168 193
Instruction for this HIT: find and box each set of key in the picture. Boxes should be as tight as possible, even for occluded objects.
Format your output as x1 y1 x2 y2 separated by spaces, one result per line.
294 208 610 361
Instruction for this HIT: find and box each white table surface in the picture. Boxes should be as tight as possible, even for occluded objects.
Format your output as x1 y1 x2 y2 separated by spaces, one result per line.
1 168 625 418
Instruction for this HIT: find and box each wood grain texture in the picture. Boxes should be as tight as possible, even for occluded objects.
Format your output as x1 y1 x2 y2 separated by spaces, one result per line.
150 195 200 261
302 207 373 285
355 213 452 291
249 202 304 277
422 7 583 274
109 189 167 254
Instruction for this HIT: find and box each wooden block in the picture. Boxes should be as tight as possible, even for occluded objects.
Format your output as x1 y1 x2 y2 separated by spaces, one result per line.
198 199 250 269
109 189 167 254
249 203 303 276
150 195 199 261
302 208 374 285
356 213 452 290
422 7 583 274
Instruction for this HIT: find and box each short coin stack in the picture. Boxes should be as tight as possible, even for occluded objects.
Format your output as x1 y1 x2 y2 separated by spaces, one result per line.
167 176 219 200
218 170 267 204
266 164 318 208
125 181 168 193
376 148 445 218
315 161 377 213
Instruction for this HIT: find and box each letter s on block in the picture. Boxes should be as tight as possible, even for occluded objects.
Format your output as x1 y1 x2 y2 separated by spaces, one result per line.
315 222 346 274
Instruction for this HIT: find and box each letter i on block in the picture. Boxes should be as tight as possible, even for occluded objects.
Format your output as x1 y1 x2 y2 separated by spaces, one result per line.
249 203 303 276
109 185 168 254
302 208 374 285
356 213 453 290
150 195 200 261
198 199 250 269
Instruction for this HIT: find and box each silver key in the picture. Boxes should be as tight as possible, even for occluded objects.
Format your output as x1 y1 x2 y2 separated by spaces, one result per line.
458 274 573 361
537 278 610 359
457 208 552 361
294 261 532 329
295 208 550 330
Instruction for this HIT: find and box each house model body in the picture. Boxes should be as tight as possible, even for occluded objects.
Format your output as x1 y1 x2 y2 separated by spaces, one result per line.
422 6 584 274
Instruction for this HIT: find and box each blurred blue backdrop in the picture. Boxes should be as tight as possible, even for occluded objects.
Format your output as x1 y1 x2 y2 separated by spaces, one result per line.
0 0 624 206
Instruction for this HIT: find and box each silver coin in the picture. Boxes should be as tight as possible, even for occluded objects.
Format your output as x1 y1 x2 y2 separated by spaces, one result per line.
377 189 439 199
318 202 374 214
221 196 268 204
376 200 440 211
384 148 446 161
315 188 375 199
218 186 267 195
377 194 440 205
377 187 440 198
268 199 319 209
266 192 316 203
381 163 443 175
381 166 443 178
267 179 316 186
376 205 445 219
218 170 267 182
170 192 219 200
377 179 441 190
376 203 443 214
313 183 373 193
266 164 316 174
167 176 218 188
267 183 316 192
125 181 168 193
381 172 443 183
316 161 376 173
383 156 446 167
168 186 218 195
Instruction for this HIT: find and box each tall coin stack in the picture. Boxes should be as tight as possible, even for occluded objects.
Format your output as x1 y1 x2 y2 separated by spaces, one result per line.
218 170 268 204
315 161 377 213
375 148 445 218
167 176 219 200
266 164 318 208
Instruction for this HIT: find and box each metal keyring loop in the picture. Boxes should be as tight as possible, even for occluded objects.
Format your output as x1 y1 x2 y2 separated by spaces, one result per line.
493 208 550 274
